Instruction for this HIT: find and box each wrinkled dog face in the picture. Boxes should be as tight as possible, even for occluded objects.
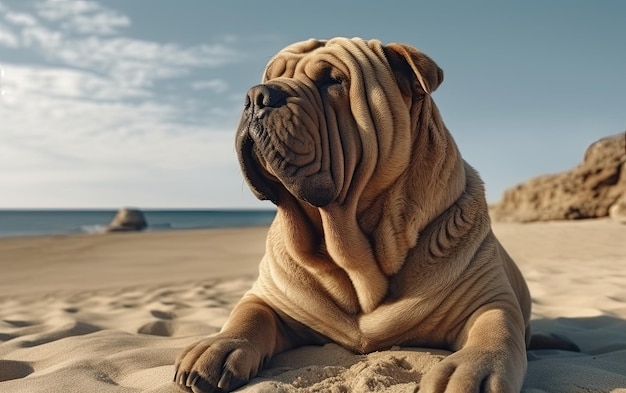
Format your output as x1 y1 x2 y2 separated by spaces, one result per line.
236 38 435 208
236 39 356 207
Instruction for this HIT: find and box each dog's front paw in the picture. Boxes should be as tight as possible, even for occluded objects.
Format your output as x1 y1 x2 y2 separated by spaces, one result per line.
174 335 262 393
419 348 524 393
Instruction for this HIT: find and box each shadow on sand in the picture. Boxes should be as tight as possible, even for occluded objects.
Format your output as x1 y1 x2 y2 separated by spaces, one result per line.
525 315 626 391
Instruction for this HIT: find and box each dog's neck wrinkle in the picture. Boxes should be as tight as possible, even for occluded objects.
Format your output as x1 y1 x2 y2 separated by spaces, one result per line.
275 196 322 254
318 205 389 314
356 99 467 277
273 199 364 314
423 164 490 260
271 191 390 314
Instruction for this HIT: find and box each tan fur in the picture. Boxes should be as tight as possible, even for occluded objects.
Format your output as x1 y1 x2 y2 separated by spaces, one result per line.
175 37 531 393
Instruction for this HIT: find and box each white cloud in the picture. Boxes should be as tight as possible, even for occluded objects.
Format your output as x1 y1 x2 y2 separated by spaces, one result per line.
0 25 20 47
36 0 130 35
19 24 64 49
191 79 230 93
36 0 102 20
1 63 148 103
50 37 241 88
5 11 38 27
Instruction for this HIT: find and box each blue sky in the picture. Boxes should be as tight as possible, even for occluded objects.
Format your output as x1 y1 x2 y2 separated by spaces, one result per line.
0 0 624 208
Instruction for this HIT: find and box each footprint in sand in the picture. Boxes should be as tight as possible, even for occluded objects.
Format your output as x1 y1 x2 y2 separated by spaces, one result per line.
19 321 100 347
137 320 174 337
2 320 34 328
0 360 34 382
150 310 175 320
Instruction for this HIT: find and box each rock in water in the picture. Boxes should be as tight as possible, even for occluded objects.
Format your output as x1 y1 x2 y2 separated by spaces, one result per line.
106 208 148 232
491 132 626 222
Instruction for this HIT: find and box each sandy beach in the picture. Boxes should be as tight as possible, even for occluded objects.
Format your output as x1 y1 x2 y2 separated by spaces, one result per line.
1 220 625 392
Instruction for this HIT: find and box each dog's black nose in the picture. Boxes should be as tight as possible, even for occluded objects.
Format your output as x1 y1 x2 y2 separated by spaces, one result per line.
245 84 287 111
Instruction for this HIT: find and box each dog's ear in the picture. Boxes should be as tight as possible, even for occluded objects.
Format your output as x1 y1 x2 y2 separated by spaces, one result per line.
384 43 444 94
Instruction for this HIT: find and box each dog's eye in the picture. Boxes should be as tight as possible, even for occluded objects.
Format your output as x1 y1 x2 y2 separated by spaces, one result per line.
318 74 346 92
328 76 343 85
315 73 343 87
306 61 346 90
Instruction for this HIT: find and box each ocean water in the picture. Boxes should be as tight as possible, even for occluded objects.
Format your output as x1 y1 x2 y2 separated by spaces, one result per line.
0 209 277 238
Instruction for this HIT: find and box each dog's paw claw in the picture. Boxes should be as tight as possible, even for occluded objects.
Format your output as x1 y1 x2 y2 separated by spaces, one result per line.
174 336 261 393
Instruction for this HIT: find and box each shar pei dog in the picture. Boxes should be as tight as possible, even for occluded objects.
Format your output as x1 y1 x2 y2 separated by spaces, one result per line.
175 37 532 393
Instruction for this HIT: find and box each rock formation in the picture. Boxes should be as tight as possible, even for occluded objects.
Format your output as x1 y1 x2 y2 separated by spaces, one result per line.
106 207 148 232
491 132 626 223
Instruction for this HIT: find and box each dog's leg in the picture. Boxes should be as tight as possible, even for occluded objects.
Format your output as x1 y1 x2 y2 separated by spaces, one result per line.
174 294 309 393
419 304 527 393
